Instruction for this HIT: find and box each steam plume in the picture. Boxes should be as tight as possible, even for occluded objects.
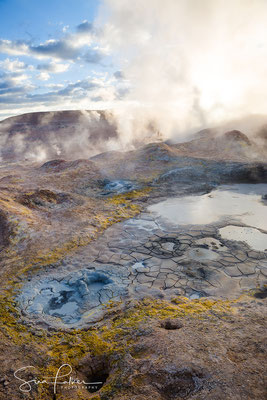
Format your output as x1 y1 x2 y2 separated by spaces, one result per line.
98 0 267 143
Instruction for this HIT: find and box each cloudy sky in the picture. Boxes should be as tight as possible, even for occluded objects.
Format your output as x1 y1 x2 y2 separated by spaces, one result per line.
1 0 267 139
0 0 126 120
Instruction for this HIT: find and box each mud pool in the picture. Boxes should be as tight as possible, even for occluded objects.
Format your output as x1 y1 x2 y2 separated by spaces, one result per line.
219 226 267 252
148 184 267 231
100 179 138 195
19 269 128 327
18 183 267 328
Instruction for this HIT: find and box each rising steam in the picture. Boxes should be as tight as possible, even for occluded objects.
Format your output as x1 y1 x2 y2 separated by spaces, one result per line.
1 0 267 162
97 0 267 143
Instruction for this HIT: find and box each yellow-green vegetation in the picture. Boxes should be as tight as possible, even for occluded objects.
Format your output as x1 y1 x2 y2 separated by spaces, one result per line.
102 297 234 342
0 186 150 282
0 282 237 399
0 184 236 398
95 187 151 229
107 187 151 205
0 195 33 219
23 189 149 268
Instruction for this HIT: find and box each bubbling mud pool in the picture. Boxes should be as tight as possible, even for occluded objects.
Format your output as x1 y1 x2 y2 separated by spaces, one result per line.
19 269 128 327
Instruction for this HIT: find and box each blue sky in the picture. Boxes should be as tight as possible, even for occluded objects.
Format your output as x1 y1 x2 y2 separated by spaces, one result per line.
0 0 124 120
1 0 267 131
0 0 98 41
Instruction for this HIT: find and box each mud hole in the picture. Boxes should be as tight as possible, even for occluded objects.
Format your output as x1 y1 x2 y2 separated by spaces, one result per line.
160 318 183 330
253 287 267 299
99 179 139 196
78 354 110 393
145 237 187 258
149 366 206 399
19 269 128 327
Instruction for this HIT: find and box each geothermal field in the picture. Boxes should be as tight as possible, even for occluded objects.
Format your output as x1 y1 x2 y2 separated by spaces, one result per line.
0 0 267 399
0 110 266 399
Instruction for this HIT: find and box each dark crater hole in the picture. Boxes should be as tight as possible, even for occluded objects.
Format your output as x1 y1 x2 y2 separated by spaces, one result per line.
160 318 183 330
78 354 110 394
150 366 205 399
87 371 109 393
254 287 267 299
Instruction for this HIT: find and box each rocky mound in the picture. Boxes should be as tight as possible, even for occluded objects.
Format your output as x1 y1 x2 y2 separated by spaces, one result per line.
173 129 266 162
91 140 267 183
40 158 99 173
0 110 118 162
17 189 74 209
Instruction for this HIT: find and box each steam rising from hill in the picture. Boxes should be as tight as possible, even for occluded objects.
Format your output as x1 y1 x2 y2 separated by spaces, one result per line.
0 111 120 162
98 0 267 143
1 1 267 161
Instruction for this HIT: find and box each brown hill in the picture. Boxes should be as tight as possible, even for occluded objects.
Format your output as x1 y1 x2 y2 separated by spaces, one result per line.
173 129 266 162
1 110 266 164
0 110 118 162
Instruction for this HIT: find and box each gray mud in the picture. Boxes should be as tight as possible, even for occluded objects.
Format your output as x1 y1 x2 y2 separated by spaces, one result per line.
18 184 267 328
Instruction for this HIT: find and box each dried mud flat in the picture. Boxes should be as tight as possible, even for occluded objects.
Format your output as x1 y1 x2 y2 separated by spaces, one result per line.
0 134 266 400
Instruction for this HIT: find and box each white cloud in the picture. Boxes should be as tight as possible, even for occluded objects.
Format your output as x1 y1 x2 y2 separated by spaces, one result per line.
45 83 64 89
0 58 27 72
9 73 28 83
37 72 50 81
0 39 29 56
37 62 69 73
0 21 102 62
0 74 116 108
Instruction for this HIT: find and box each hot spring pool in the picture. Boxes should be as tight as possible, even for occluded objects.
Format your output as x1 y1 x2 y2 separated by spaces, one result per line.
148 184 267 251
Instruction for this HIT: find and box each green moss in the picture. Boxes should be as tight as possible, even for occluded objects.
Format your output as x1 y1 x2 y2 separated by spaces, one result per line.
0 280 239 399
0 185 237 400
108 187 151 205
7 188 148 275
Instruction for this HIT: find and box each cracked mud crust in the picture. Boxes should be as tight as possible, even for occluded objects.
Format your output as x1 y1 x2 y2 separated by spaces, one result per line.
16 213 266 330
0 141 266 399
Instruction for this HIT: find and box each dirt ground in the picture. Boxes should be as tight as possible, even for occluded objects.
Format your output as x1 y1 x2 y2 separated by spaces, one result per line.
0 135 266 399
